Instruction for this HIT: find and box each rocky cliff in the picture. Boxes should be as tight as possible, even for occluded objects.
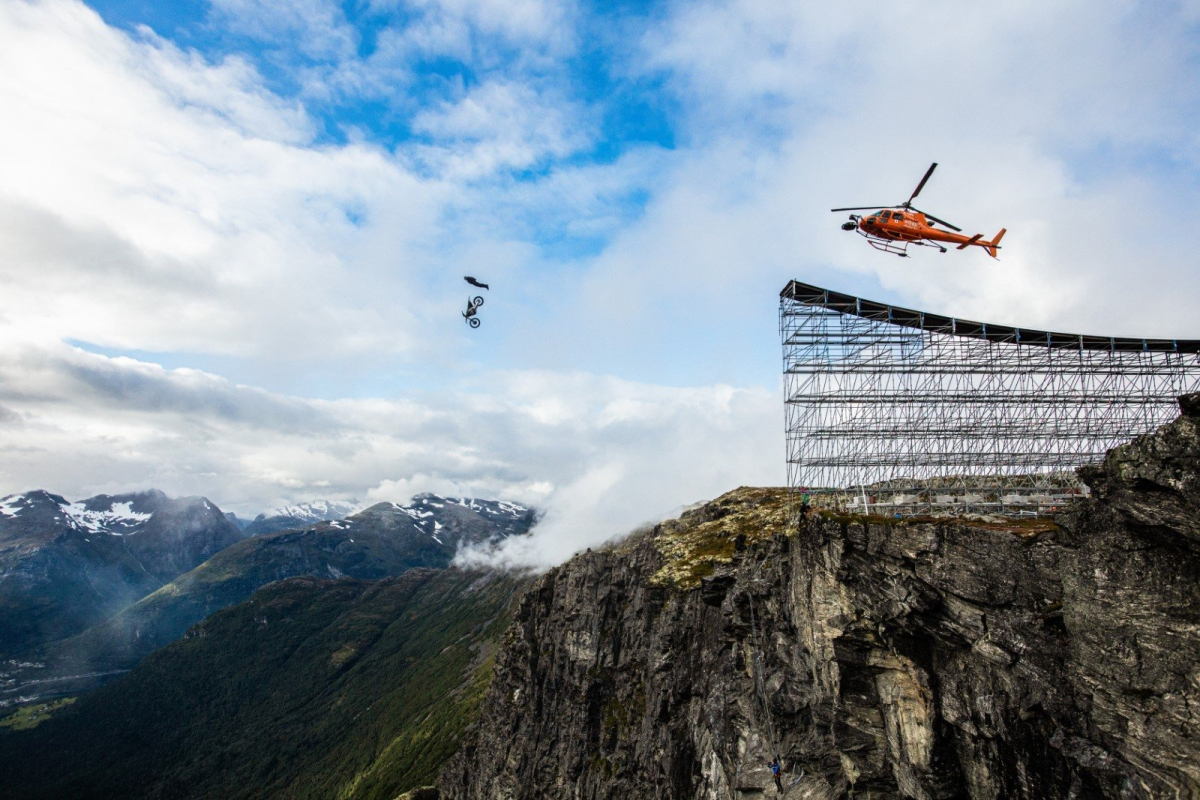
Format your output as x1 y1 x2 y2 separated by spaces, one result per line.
440 397 1200 799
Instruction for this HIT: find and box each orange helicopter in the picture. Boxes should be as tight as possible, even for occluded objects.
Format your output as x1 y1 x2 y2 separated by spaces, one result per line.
832 163 1005 258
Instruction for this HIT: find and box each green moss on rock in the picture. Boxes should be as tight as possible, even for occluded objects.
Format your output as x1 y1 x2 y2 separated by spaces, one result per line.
650 487 792 588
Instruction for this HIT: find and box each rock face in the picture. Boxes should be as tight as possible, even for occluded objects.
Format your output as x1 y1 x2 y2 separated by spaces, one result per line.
0 490 243 659
441 397 1200 799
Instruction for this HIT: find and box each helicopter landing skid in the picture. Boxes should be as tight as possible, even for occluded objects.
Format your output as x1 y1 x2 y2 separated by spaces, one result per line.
858 229 946 257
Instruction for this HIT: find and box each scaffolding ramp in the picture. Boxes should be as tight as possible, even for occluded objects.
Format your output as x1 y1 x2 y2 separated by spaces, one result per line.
781 280 1200 518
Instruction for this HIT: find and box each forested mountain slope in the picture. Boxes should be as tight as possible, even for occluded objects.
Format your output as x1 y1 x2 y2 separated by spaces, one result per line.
1 567 527 800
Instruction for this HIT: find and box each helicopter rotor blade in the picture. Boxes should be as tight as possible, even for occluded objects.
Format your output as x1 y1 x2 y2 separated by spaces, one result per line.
924 215 961 232
909 205 961 232
830 205 896 212
905 162 937 206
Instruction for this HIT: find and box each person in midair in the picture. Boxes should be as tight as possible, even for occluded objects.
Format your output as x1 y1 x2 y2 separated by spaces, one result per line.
464 276 489 290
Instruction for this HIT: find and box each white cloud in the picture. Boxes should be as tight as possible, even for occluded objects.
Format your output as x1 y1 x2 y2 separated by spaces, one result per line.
371 0 579 55
410 79 592 178
0 345 781 566
209 0 359 61
522 0 1200 372
0 0 449 363
298 0 581 109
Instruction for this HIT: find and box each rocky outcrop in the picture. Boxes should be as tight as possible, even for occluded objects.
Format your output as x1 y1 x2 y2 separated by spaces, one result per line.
440 397 1200 799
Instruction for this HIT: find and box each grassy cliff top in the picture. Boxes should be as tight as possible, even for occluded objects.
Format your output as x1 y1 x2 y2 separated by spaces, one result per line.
648 487 792 588
643 486 1058 589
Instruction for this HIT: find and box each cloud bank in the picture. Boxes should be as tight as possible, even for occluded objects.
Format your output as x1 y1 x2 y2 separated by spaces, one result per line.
0 344 779 567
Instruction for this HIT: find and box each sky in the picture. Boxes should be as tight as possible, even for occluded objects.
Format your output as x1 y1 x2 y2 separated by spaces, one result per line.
2 0 1200 566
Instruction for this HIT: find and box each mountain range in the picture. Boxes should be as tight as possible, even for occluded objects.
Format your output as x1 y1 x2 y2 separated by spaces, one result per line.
0 490 242 660
2 491 536 707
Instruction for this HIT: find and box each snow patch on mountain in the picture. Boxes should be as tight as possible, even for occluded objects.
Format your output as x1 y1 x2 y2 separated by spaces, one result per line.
256 500 359 524
62 501 152 535
0 494 26 518
384 494 534 544
391 504 435 520
0 492 153 534
409 494 529 519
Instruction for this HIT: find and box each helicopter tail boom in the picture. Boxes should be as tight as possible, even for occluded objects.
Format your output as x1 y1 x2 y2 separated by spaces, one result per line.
984 228 1007 258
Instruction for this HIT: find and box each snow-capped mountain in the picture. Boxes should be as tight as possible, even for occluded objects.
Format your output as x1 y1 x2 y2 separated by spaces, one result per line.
35 493 539 693
0 489 166 536
0 489 231 536
381 494 534 545
0 489 243 659
243 499 360 536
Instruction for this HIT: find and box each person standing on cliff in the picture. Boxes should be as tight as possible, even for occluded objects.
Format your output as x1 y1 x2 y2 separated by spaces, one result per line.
798 489 811 518
770 758 783 793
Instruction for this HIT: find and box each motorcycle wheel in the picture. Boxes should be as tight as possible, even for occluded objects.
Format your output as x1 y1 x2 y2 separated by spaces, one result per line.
469 317 481 328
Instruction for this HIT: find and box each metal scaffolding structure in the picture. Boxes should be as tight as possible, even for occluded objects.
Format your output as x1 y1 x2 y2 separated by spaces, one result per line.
781 280 1200 517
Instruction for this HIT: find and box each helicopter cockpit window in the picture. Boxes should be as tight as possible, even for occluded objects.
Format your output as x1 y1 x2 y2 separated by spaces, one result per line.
881 211 892 220
893 212 904 221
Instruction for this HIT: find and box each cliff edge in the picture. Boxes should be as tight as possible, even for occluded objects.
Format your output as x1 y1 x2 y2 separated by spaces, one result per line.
439 395 1200 799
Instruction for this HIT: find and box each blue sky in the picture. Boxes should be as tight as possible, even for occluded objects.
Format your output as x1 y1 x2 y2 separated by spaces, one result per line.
2 0 1200 564
84 0 673 151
